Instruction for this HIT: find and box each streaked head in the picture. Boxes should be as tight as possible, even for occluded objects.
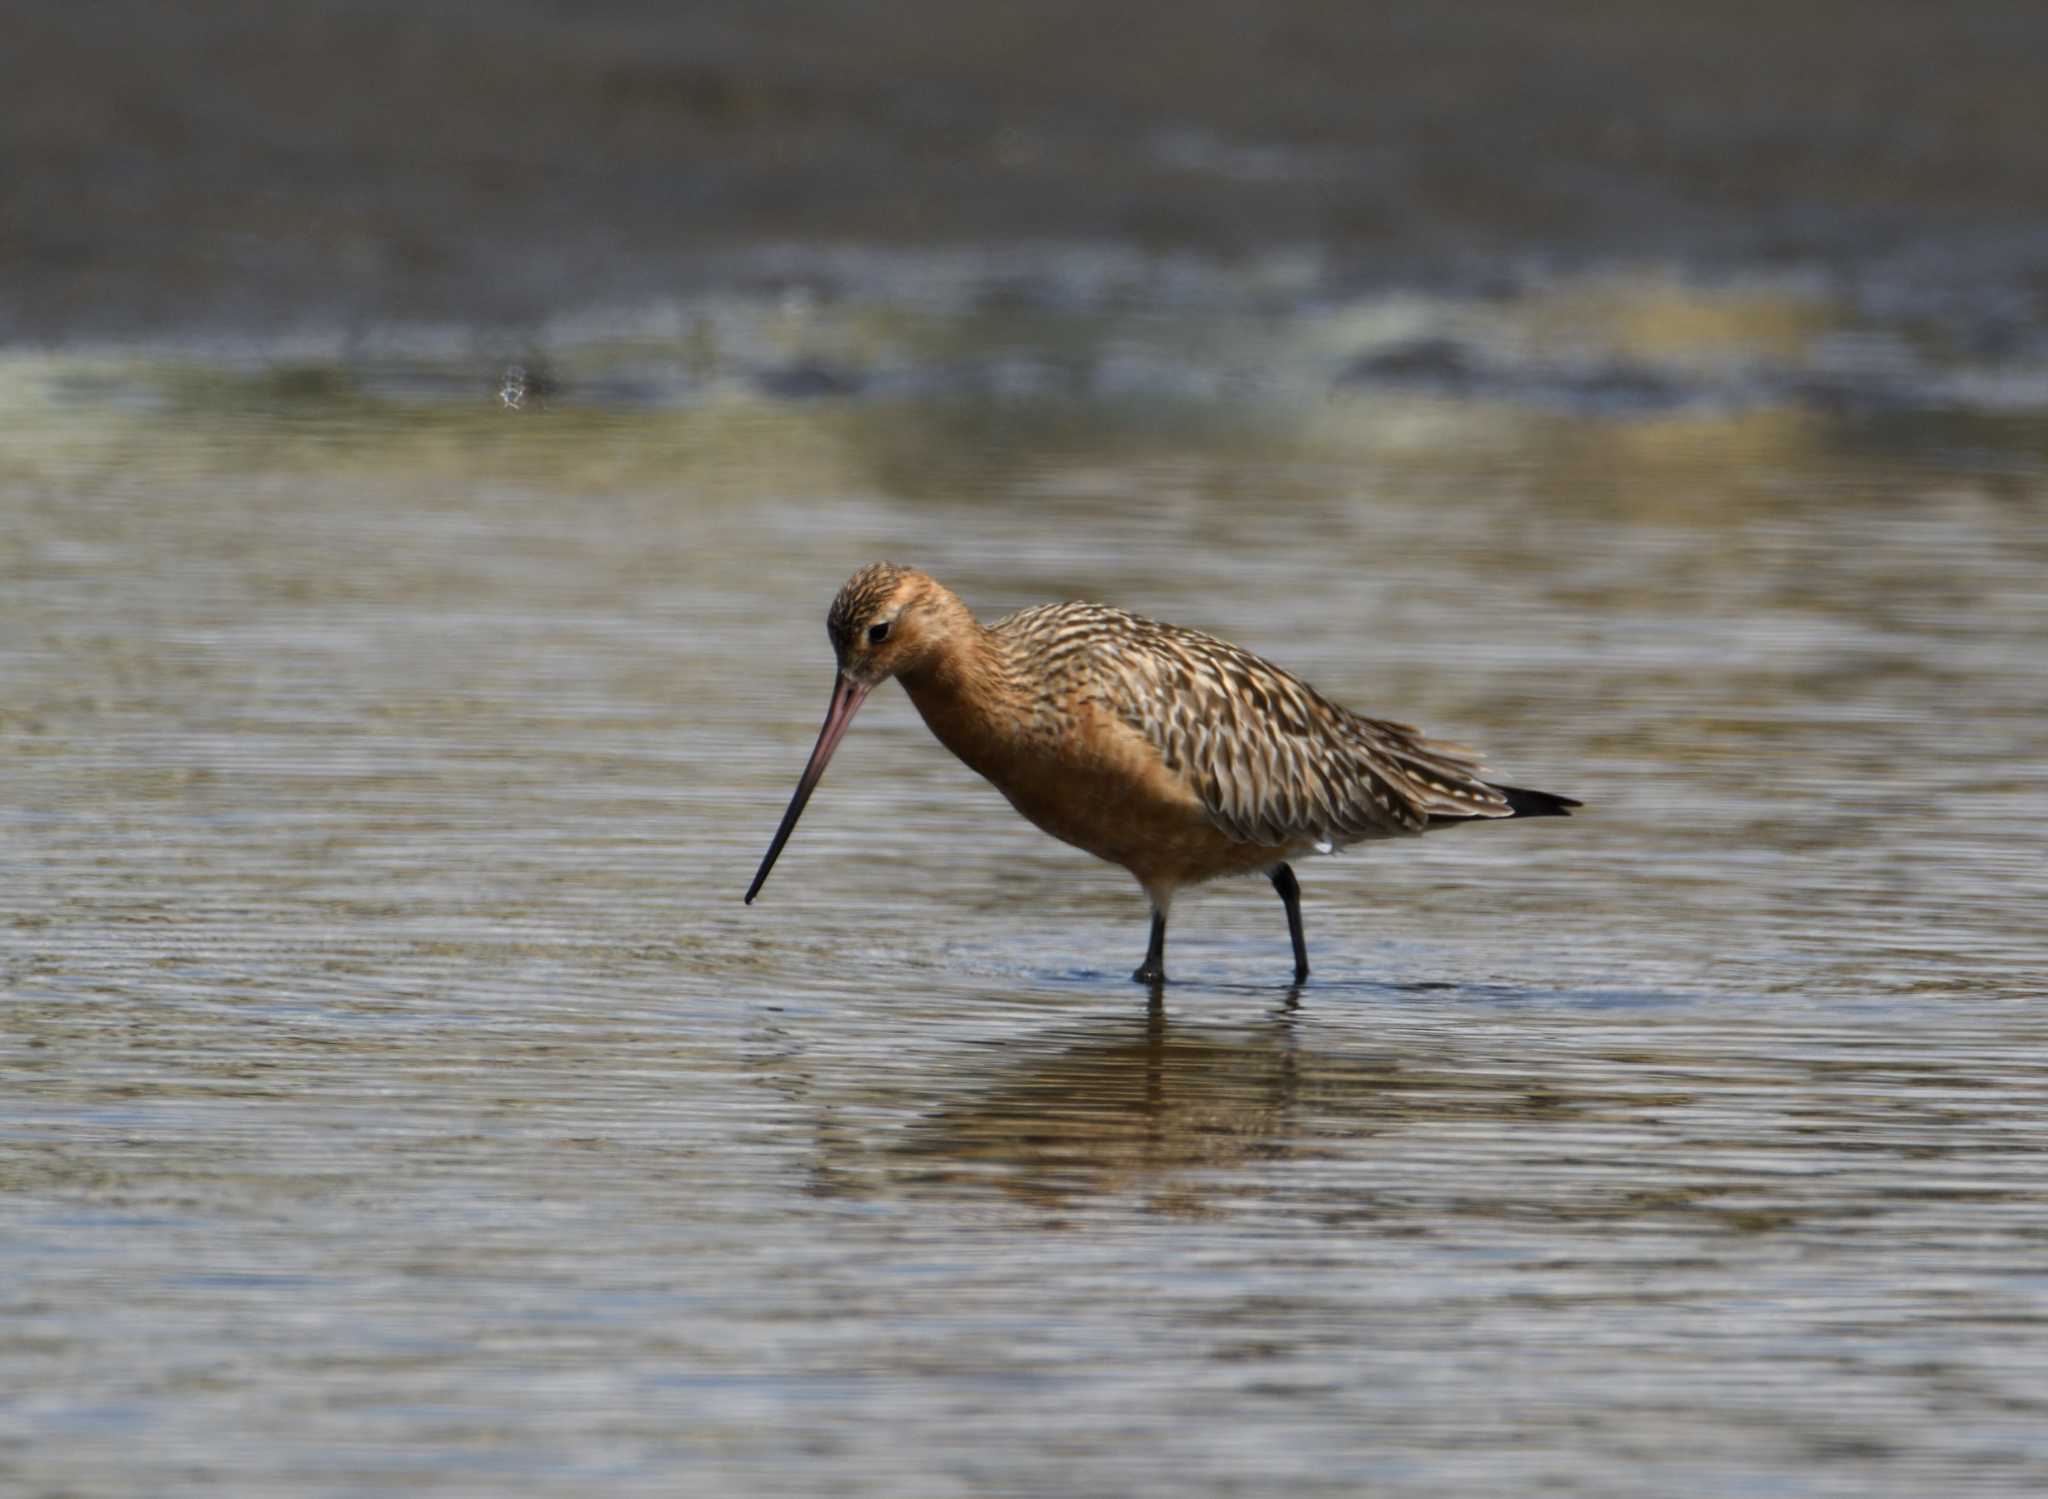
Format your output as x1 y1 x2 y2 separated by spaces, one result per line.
823 562 959 686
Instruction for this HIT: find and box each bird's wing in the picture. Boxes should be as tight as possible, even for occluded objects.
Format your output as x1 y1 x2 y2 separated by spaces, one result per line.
1055 610 1513 846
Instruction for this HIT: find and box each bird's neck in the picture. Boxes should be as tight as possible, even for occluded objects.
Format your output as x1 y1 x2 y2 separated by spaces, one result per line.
895 618 1026 771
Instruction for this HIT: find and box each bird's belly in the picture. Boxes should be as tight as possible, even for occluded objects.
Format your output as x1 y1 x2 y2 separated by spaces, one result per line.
1003 775 1291 886
931 701 1296 888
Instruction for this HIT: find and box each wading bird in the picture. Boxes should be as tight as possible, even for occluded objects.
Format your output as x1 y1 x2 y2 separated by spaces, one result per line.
746 565 1578 984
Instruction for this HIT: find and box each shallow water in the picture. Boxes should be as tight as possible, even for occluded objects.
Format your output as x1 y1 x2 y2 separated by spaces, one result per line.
5 271 2048 1495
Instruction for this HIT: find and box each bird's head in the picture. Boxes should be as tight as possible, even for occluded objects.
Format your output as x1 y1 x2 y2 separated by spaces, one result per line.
824 562 961 687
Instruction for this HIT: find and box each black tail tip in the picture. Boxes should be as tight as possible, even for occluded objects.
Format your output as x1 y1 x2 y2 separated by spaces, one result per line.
1492 783 1582 818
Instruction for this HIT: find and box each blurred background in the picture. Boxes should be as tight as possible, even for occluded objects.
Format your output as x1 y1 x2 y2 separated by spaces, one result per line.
5 4 2047 1496
10 0 2048 340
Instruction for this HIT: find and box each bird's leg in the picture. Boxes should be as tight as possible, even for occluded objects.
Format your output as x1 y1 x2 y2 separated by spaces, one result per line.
1269 863 1310 983
1132 907 1168 985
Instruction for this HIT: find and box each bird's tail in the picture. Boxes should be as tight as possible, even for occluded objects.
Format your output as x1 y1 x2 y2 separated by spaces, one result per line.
1424 782 1581 830
1489 783 1581 818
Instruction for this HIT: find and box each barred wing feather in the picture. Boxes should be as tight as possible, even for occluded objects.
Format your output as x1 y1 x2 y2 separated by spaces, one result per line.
1010 604 1514 848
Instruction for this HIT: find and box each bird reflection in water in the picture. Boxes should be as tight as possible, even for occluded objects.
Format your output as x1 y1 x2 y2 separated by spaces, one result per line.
884 997 1311 1214
785 987 1577 1216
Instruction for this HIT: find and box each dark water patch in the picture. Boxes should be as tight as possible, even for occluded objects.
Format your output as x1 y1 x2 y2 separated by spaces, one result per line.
755 361 864 401
1339 338 1695 416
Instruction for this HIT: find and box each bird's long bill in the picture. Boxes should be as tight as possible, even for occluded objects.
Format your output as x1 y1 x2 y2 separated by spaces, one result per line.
744 673 873 904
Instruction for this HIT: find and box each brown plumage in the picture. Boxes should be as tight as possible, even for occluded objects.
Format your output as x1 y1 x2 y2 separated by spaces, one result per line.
748 563 1580 985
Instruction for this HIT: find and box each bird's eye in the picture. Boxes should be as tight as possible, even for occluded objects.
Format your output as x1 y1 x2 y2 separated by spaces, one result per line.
867 621 891 644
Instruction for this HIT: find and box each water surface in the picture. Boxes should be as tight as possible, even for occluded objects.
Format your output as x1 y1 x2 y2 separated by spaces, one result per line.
4 270 2047 1495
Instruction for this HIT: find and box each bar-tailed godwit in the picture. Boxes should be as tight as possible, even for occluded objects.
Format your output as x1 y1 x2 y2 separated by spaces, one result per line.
746 564 1578 984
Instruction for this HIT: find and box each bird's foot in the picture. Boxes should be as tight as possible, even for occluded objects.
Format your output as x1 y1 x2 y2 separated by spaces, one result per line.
1131 964 1166 985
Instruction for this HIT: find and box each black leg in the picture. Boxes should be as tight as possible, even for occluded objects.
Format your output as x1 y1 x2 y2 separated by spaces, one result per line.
1132 908 1167 984
1269 863 1310 982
